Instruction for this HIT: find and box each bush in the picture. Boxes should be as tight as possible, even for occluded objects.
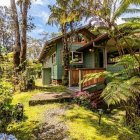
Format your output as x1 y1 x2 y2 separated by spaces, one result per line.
0 81 14 132
73 91 99 110
73 91 91 108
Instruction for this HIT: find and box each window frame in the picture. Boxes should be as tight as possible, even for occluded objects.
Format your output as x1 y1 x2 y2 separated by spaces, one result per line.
70 51 83 64
51 52 56 64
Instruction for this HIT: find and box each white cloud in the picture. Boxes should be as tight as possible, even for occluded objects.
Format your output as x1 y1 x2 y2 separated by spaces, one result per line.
40 11 49 23
32 0 49 6
0 0 11 7
0 0 49 7
116 17 125 25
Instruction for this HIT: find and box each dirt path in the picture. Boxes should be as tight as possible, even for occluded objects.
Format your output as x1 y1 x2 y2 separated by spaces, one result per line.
33 106 70 140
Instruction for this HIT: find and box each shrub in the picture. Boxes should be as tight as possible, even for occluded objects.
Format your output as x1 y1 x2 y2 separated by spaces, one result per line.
0 81 14 132
73 91 91 108
73 91 100 110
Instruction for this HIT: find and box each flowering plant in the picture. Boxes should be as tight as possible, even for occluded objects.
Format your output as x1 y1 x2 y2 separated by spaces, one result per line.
73 91 91 108
73 91 99 109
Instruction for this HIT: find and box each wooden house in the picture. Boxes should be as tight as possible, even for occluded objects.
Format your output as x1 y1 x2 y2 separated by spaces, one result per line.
38 26 129 92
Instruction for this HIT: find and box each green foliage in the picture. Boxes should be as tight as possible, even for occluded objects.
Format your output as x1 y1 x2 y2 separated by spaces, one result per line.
7 89 62 139
101 77 140 105
73 91 91 108
82 55 140 106
0 81 14 132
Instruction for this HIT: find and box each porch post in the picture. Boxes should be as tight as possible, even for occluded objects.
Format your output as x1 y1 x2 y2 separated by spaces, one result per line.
69 69 71 87
103 47 108 68
79 70 82 91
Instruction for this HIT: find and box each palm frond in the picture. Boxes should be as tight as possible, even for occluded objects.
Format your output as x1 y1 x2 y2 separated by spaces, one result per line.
124 8 140 14
122 17 140 22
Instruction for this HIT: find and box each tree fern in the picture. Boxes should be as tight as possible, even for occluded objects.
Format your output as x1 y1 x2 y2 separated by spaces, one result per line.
102 77 140 106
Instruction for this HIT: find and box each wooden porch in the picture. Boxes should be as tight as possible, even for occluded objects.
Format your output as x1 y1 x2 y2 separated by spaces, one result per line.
69 68 105 91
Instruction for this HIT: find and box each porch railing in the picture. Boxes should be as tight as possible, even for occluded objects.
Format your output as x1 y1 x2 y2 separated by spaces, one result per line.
69 68 105 91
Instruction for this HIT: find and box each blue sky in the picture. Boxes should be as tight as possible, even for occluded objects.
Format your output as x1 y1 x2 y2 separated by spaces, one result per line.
0 0 139 39
0 0 58 39
28 0 58 39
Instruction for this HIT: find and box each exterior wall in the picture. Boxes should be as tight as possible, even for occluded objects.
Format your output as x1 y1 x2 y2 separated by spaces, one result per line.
56 41 64 80
70 43 84 51
55 41 85 80
42 40 97 83
42 68 51 85
106 64 124 72
83 50 95 68
42 45 57 84
42 46 56 68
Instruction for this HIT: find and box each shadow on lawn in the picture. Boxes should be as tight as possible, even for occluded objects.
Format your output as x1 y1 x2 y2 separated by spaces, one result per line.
64 106 137 140
8 120 39 140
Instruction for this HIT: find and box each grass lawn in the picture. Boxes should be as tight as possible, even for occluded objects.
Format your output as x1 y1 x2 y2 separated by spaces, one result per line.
64 105 139 140
7 89 62 140
6 85 139 140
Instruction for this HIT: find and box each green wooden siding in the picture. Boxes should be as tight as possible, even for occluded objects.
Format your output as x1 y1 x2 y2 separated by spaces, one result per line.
52 65 57 79
42 46 56 68
70 43 84 51
107 64 124 73
56 41 63 79
42 68 51 85
42 41 101 81
83 50 95 68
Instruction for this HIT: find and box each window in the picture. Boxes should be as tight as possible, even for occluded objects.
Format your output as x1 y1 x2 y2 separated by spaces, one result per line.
52 53 56 64
70 51 83 64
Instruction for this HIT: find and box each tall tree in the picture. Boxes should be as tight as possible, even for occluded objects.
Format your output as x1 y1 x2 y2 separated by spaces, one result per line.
19 0 30 69
48 0 82 85
11 0 21 71
0 6 14 53
11 0 31 71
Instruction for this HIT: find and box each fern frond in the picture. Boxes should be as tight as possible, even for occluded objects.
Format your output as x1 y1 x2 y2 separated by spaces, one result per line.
101 76 140 106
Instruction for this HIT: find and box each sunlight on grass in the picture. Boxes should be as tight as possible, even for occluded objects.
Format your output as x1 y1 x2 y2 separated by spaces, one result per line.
64 105 139 140
6 88 139 140
7 90 61 140
35 78 43 87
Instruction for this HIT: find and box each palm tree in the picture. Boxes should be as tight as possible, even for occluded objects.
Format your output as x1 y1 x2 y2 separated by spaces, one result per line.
48 0 81 85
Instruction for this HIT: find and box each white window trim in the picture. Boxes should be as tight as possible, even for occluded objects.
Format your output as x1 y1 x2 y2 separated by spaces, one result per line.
51 52 56 64
71 51 83 64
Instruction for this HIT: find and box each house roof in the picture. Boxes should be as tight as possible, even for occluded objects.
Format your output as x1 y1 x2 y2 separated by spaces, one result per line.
38 25 96 62
77 33 109 52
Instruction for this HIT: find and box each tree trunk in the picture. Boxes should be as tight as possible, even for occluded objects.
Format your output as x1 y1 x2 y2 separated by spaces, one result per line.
20 0 28 70
10 0 21 71
62 24 70 86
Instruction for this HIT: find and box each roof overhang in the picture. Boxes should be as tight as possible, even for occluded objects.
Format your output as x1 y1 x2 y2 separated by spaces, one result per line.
38 25 96 62
77 33 109 52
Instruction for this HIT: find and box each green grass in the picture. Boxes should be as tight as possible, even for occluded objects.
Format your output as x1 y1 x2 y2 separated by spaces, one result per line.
7 90 62 140
64 105 139 140
6 84 139 140
35 78 67 93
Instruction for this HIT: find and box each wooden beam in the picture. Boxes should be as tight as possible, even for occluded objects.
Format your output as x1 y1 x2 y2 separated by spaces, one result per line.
69 70 71 88
103 47 108 68
79 70 82 91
